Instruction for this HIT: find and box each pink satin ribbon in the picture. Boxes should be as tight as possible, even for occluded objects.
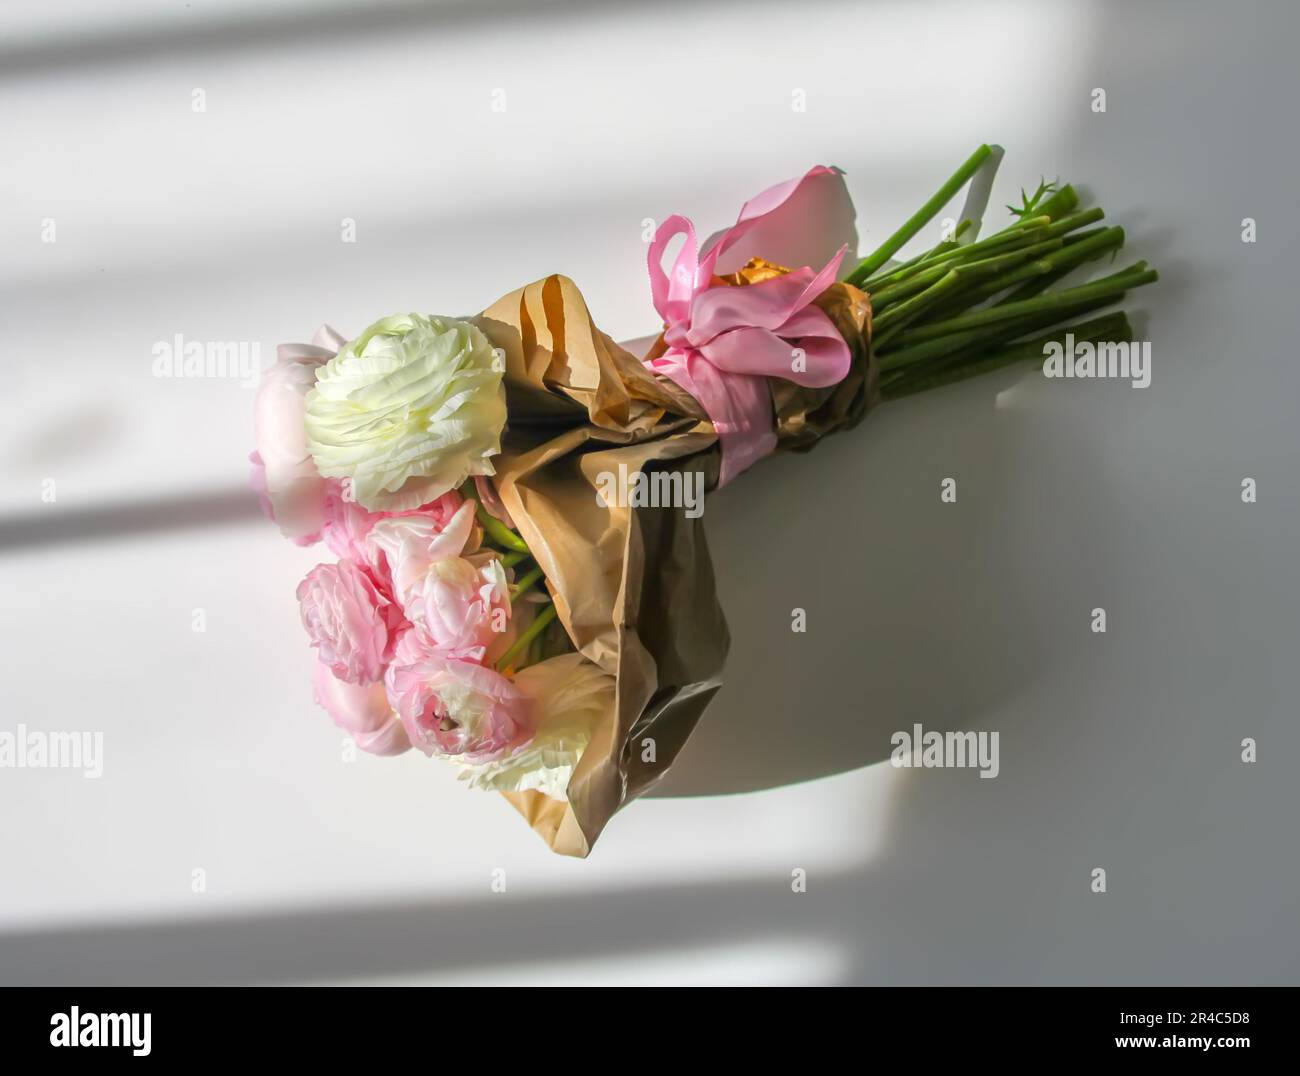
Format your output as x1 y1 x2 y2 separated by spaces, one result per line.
644 167 853 486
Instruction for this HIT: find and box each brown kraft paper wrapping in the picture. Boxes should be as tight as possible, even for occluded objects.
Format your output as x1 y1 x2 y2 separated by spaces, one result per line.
471 269 874 856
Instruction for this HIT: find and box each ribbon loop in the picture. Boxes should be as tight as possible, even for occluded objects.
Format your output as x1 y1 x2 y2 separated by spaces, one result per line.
643 168 858 486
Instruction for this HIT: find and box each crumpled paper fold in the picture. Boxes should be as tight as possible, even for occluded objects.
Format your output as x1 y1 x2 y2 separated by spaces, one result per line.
472 271 873 855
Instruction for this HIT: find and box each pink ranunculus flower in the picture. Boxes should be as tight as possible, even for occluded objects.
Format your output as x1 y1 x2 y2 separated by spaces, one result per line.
320 482 465 588
296 560 405 685
363 499 505 657
408 554 511 660
313 661 410 756
385 633 532 763
249 450 317 545
364 499 477 610
251 328 347 541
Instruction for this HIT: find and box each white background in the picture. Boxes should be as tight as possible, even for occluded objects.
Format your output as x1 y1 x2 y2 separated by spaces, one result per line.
1 0 1297 984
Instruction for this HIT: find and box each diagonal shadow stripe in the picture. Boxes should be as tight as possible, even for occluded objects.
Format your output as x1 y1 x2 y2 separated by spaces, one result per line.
0 488 263 552
0 0 758 82
0 872 862 985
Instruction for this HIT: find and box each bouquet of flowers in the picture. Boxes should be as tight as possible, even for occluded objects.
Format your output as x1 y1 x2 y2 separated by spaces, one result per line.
252 145 1156 856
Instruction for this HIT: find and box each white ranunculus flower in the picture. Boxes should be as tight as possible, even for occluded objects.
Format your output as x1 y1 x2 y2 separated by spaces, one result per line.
457 653 615 801
304 313 506 512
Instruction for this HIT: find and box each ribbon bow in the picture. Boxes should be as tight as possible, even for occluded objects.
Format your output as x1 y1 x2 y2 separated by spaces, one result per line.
644 166 856 486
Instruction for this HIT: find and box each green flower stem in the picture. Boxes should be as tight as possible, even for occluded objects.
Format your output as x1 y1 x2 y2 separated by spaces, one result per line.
1021 182 1079 223
872 269 968 348
922 225 1124 321
908 207 1103 282
882 312 1134 399
847 144 1000 286
500 549 531 570
879 298 1117 389
459 479 530 553
996 266 1078 306
1031 206 1105 237
871 246 945 286
849 161 1155 402
870 236 1065 311
878 292 1129 374
930 206 1106 277
907 220 975 269
497 602 558 672
902 222 974 272
859 215 1051 293
476 502 529 553
993 223 1119 305
880 308 1098 391
860 205 1099 295
510 564 545 603
858 195 1097 298
886 263 1156 347
994 184 1081 233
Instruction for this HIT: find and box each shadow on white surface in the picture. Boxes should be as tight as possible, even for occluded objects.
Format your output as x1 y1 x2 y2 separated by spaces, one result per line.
0 872 866 986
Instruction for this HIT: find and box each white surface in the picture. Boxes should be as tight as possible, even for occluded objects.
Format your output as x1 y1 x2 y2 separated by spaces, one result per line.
1 0 1297 984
